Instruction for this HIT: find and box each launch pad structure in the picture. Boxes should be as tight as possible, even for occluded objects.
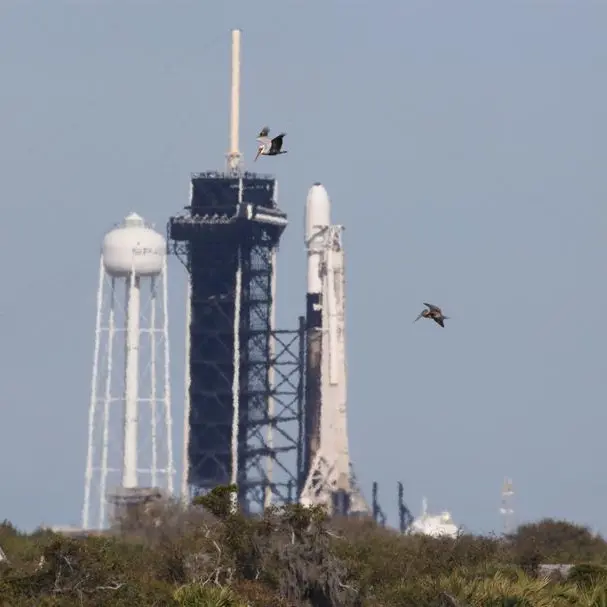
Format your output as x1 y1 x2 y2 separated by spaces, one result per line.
168 28 382 520
168 30 304 513
67 28 419 534
168 173 305 512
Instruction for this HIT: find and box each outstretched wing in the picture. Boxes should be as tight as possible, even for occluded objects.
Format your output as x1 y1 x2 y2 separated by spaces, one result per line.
433 317 445 328
258 126 270 137
413 311 425 323
270 133 286 153
423 302 441 313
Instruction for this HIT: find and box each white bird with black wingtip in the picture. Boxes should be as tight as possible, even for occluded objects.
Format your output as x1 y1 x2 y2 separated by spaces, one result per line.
254 126 287 161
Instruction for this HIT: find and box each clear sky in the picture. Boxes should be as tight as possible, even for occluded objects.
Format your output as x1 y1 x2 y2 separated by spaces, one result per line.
0 0 605 535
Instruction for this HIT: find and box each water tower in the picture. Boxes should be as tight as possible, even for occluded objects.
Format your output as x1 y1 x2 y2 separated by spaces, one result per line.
81 212 175 530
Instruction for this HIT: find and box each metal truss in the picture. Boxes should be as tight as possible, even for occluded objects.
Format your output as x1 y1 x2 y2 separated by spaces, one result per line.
167 188 303 514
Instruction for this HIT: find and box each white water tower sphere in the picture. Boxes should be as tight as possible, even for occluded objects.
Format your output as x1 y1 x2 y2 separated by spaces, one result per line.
102 212 165 277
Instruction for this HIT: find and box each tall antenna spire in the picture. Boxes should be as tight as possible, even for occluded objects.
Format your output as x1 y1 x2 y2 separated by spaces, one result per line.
226 29 242 174
500 477 515 535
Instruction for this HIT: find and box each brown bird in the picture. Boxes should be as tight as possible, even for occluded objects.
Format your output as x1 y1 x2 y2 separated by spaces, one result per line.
254 126 287 161
413 302 450 328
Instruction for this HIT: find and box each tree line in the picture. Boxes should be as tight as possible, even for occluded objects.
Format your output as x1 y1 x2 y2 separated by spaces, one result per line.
1 485 607 606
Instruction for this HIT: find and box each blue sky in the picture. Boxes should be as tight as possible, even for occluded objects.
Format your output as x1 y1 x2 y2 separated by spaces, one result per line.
0 0 605 535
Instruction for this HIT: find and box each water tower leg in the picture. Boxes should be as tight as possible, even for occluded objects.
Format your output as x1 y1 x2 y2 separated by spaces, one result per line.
81 255 105 530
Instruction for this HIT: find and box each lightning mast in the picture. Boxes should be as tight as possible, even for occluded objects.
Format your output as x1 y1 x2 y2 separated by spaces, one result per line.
226 28 242 174
299 215 369 516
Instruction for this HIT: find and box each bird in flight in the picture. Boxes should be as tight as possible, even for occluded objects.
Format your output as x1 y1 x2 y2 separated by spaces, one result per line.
413 302 450 328
255 127 287 161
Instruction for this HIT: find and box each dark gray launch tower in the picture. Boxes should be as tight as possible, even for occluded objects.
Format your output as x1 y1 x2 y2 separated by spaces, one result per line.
168 171 305 513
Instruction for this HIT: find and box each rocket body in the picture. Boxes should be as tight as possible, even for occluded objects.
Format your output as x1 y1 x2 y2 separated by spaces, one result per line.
304 183 331 479
299 184 370 516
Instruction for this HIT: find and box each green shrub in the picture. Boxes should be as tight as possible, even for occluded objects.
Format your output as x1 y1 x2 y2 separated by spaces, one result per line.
569 563 607 589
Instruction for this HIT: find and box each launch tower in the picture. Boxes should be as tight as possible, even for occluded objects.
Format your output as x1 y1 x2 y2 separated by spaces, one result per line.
168 30 304 513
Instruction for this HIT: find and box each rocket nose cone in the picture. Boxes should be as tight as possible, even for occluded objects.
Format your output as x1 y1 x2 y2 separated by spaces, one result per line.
309 182 326 192
306 183 329 206
305 182 331 241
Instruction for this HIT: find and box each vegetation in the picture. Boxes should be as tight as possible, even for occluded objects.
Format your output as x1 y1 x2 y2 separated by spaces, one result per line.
2 486 607 606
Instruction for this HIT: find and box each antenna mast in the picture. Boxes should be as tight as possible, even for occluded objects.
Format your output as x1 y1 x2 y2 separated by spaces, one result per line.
226 29 242 174
500 477 515 535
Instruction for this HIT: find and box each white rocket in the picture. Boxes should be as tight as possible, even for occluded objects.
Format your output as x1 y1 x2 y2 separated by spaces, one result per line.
303 183 331 476
300 183 369 516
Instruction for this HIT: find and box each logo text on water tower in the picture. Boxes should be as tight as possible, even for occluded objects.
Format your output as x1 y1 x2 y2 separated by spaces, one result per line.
132 246 164 256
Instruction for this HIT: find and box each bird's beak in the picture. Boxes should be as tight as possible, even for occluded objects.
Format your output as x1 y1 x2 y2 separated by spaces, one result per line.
413 313 423 323
254 148 262 162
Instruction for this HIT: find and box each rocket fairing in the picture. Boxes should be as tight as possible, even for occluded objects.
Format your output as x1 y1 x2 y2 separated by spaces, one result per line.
305 183 331 293
305 182 331 331
304 183 331 478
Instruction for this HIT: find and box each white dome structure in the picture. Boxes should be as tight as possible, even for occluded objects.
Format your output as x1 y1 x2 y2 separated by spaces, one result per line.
409 498 460 539
102 212 165 278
